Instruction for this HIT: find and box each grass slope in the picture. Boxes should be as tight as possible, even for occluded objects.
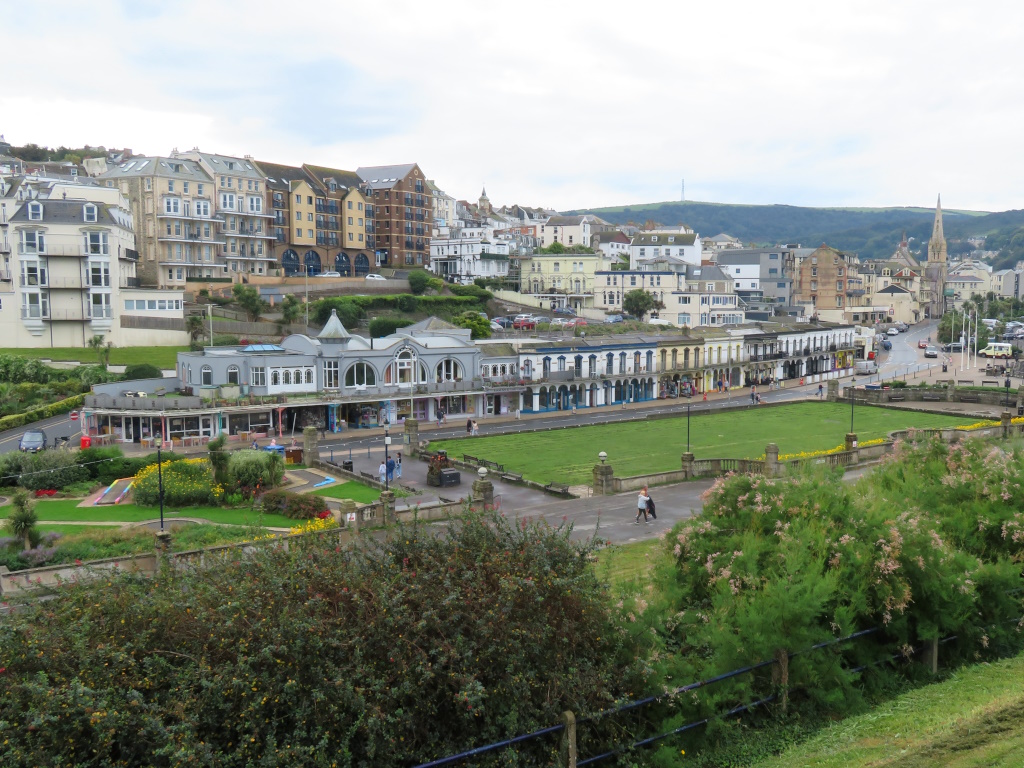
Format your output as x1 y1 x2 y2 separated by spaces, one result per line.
431 403 973 486
0 346 187 369
310 481 381 503
750 652 1024 768
0 499 294 528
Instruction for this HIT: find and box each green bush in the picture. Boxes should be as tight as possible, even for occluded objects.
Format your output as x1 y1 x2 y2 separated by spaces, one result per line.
132 458 218 507
312 298 364 327
0 510 643 765
122 363 164 381
227 450 280 495
396 293 417 312
448 284 493 301
368 316 415 337
262 490 329 519
0 452 24 487
18 451 90 492
407 269 430 294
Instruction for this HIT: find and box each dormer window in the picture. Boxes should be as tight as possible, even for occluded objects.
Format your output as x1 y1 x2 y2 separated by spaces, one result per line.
651 236 658 243
83 204 98 223
27 202 42 221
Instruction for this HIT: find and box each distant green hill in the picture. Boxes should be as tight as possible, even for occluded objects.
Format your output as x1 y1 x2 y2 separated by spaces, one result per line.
566 200 1024 262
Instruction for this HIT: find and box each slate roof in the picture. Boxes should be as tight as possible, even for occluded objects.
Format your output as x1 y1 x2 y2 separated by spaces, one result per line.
303 164 362 192
877 284 913 295
631 232 698 246
316 309 351 340
99 156 211 181
253 161 311 191
177 151 263 180
9 198 122 227
356 164 418 189
405 316 459 332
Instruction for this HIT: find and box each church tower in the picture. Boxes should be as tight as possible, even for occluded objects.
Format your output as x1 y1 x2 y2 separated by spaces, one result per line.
923 195 948 318
478 187 490 215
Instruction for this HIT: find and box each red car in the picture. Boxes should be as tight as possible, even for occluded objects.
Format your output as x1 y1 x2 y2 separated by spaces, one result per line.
917 340 929 349
513 317 536 330
566 318 588 328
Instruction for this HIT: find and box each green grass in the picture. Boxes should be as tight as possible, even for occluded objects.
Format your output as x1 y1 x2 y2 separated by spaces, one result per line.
0 498 294 528
593 538 669 594
0 346 188 369
432 403 975 486
309 481 381 503
750 652 1024 768
37 524 121 534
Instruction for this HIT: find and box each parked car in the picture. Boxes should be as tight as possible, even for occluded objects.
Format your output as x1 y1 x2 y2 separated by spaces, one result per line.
318 271 342 278
942 342 964 353
491 316 513 328
489 320 504 332
513 316 536 330
896 322 909 332
924 345 939 358
917 339 929 349
19 429 47 453
365 273 387 281
881 339 892 351
553 306 576 316
549 318 572 328
887 327 899 336
566 318 588 328
605 314 624 324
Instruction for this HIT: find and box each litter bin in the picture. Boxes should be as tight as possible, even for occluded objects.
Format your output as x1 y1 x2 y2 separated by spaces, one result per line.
80 434 91 450
439 468 461 487
1017 406 1023 417
942 364 948 373
342 460 354 472
285 447 303 465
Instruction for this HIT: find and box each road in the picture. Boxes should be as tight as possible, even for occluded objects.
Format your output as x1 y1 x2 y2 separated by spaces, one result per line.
0 411 81 455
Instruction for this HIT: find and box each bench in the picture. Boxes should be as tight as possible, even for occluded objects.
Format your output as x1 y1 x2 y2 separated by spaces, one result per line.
501 472 524 483
957 380 974 386
480 458 505 473
981 380 1001 386
359 471 378 482
888 395 906 402
922 394 943 401
544 482 571 496
462 454 478 464
959 395 981 403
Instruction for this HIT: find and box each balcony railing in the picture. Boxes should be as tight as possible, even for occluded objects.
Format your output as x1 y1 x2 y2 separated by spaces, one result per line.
20 307 48 320
272 198 286 209
19 276 47 287
121 277 141 288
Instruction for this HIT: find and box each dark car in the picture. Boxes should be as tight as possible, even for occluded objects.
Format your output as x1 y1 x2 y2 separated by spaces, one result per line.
943 342 964 353
924 345 939 358
553 306 576 316
881 339 892 351
19 429 47 453
605 314 624 324
491 316 513 328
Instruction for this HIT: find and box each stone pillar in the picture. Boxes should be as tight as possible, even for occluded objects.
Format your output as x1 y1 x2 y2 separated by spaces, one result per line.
845 432 857 451
1002 411 1012 439
302 426 319 466
681 452 695 480
559 710 577 768
826 379 839 402
336 498 358 532
154 530 172 564
592 462 614 495
764 443 779 477
946 379 955 402
404 418 420 456
472 468 495 508
379 490 395 525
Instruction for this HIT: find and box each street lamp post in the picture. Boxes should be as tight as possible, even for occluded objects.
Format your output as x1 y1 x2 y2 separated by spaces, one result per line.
384 426 390 492
1005 377 1012 407
304 265 309 329
850 376 857 433
686 402 691 453
155 434 165 531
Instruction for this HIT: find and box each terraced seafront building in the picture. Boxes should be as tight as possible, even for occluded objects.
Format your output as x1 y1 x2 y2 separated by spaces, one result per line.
80 315 857 445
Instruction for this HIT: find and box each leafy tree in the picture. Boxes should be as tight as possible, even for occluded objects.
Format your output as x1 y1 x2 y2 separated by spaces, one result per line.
6 490 37 550
540 241 565 254
938 309 990 347
368 317 414 337
280 294 302 325
206 435 230 487
231 284 268 322
452 311 492 339
312 298 363 327
407 269 431 295
122 363 163 381
622 289 665 320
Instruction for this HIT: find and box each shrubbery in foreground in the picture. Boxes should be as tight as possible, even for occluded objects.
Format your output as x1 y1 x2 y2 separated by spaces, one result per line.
0 510 646 767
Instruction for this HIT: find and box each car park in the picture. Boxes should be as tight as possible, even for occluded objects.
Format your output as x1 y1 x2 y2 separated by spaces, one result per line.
549 318 571 328
924 345 939 358
489 320 504 332
365 274 387 281
19 429 47 453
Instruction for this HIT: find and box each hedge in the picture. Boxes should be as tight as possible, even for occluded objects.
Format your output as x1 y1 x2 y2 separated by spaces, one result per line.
368 317 415 337
0 393 85 432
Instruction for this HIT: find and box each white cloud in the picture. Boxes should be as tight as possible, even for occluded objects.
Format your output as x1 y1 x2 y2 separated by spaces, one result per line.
3 0 1024 212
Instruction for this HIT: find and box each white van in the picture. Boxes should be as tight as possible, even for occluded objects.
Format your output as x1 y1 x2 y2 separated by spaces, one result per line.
854 360 878 375
978 342 1013 359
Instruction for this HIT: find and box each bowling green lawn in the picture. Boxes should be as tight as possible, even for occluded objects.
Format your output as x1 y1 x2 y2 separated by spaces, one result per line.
431 402 981 487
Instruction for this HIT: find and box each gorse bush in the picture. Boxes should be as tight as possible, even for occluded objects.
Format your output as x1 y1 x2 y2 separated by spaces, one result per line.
0 511 646 766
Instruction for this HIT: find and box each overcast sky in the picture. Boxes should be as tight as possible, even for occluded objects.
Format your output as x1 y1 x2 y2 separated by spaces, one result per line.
4 1 1020 212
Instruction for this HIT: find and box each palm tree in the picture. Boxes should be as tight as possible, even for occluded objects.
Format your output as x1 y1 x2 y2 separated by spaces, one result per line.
7 490 37 551
87 335 113 369
186 315 206 345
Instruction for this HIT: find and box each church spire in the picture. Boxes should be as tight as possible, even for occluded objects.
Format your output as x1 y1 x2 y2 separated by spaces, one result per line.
927 194 947 265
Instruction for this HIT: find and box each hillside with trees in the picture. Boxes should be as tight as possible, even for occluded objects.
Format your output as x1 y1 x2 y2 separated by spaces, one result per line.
568 200 1024 263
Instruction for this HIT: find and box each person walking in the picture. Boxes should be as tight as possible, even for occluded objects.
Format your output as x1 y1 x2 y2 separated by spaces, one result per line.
466 418 472 435
817 383 824 399
635 487 650 524
386 456 395 482
750 384 756 405
395 452 402 479
471 420 479 436
378 460 387 485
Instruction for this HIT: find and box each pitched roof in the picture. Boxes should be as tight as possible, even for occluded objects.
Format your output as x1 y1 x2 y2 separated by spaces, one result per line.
10 198 126 228
592 230 630 243
99 156 211 181
631 233 698 246
877 284 912 295
316 309 351 340
252 161 311 190
356 164 418 189
405 316 459 332
303 163 362 193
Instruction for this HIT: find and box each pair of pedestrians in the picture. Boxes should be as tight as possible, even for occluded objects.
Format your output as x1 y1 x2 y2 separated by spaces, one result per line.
634 486 657 525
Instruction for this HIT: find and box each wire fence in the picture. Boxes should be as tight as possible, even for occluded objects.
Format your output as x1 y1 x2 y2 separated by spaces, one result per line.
412 618 1022 768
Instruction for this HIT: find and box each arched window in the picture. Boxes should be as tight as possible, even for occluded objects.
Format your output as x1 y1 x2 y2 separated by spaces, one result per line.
557 356 566 372
606 353 614 373
683 348 690 368
634 352 641 371
344 363 376 388
671 349 678 369
227 365 240 385
304 369 313 385
436 359 463 382
574 355 583 375
618 352 627 374
201 365 213 386
283 370 292 385
387 348 418 385
646 351 654 371
500 364 507 376
542 357 551 377
660 350 667 371
271 370 280 386
293 369 302 384
491 365 498 377
523 360 533 378
481 365 489 377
